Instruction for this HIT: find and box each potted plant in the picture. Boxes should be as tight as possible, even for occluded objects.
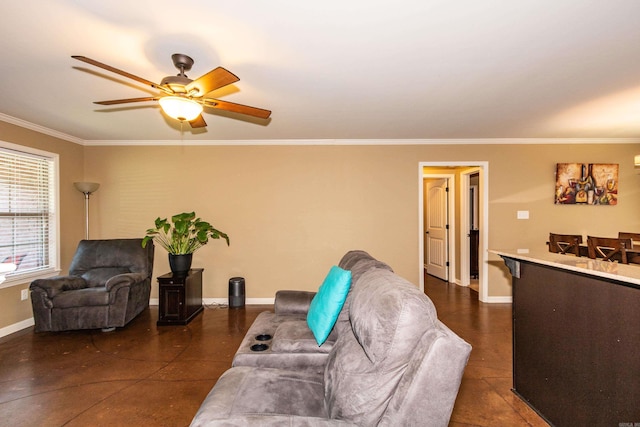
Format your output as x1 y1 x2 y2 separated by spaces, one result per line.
142 211 229 275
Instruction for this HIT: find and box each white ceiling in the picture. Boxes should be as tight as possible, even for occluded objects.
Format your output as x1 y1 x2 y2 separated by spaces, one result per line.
2 0 640 143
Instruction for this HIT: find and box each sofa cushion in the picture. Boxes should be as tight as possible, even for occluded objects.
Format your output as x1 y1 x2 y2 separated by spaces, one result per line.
350 270 437 363
307 266 351 345
53 287 110 308
272 320 335 353
324 268 439 425
190 366 327 425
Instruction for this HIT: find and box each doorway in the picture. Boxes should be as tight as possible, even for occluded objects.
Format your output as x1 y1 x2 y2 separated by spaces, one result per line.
419 162 489 302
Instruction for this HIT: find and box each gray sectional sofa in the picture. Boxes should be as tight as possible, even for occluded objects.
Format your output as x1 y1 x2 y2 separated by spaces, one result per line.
191 250 471 426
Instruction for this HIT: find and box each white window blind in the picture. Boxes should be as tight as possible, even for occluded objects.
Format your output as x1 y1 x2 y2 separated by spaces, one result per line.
0 145 57 282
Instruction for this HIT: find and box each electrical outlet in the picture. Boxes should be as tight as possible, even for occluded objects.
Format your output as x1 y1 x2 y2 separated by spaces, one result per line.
21 289 28 301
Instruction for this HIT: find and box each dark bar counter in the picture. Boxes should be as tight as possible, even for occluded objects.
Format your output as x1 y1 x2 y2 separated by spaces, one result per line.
491 250 640 427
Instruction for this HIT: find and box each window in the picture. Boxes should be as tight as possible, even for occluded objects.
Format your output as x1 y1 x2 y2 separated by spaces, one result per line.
0 141 59 287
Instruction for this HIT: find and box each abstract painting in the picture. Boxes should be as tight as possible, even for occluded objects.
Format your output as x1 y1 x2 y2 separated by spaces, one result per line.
555 163 618 205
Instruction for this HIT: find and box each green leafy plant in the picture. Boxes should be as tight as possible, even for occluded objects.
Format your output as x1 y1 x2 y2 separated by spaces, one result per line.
142 212 229 254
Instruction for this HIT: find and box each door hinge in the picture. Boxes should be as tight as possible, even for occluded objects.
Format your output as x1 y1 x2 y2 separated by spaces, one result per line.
445 187 449 192
446 224 449 230
446 261 450 267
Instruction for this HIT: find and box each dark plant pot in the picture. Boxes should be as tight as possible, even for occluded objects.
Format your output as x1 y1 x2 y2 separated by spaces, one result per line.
168 253 192 276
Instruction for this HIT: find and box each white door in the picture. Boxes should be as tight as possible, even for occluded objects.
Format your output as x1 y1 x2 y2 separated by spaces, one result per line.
426 178 448 281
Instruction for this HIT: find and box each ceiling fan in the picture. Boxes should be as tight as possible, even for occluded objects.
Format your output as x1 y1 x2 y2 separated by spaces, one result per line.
72 54 271 128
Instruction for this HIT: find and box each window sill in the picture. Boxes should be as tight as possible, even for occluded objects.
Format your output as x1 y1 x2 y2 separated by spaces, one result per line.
0 268 61 290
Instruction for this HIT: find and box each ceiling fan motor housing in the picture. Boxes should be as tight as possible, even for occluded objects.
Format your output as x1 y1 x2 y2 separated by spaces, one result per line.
172 53 194 74
160 75 192 94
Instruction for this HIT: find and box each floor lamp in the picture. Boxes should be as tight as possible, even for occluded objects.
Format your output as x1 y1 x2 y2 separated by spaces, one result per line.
74 182 100 240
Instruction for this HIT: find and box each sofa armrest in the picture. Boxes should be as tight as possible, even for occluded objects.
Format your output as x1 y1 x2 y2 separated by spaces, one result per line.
30 276 87 299
383 321 472 426
274 290 317 315
105 272 147 292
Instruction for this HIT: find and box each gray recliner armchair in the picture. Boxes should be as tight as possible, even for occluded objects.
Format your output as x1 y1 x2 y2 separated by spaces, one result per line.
29 239 154 332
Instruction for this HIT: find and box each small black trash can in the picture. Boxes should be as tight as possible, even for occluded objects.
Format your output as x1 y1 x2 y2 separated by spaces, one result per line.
228 277 245 308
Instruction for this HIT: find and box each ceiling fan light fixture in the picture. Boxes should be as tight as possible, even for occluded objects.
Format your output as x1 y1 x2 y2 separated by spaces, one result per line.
159 96 203 121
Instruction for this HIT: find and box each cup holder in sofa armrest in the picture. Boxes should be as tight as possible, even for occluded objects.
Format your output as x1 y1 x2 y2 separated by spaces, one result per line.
250 343 269 352
255 334 272 341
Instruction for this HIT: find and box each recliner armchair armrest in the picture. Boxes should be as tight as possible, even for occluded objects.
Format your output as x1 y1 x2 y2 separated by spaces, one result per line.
30 276 87 299
105 272 148 291
274 290 317 315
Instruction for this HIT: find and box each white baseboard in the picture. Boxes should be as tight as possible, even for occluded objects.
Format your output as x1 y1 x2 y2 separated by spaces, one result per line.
246 298 275 305
150 298 275 306
0 317 34 338
481 296 513 303
445 278 511 303
453 278 469 287
203 298 275 305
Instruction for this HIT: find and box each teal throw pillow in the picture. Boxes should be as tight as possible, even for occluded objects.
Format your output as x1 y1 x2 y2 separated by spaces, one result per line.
307 265 352 345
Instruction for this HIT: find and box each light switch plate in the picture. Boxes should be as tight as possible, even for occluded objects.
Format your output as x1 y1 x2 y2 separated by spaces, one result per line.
517 210 529 219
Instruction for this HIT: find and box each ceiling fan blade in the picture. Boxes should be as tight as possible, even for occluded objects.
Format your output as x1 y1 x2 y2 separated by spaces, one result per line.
189 115 207 128
94 97 159 105
203 98 271 119
72 55 173 95
185 67 239 97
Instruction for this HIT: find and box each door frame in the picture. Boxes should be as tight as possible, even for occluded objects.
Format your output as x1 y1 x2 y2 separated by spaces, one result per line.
418 161 489 302
459 167 481 287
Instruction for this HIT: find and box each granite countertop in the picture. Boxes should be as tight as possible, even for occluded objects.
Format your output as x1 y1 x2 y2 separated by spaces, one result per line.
489 249 640 286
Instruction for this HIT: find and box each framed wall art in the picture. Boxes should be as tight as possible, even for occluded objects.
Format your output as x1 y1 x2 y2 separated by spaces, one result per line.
555 163 618 205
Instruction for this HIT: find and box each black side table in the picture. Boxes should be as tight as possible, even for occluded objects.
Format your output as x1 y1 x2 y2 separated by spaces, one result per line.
157 268 204 325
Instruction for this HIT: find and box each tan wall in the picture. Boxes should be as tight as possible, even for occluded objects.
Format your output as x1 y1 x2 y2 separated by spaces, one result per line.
0 122 85 330
2 128 639 330
83 145 420 300
83 143 640 301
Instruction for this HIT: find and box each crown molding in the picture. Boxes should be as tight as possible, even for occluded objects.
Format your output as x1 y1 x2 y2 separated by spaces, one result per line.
0 113 85 145
2 113 639 146
84 137 640 146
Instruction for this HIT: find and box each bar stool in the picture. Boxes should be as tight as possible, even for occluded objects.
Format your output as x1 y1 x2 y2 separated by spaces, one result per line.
586 236 632 263
548 233 582 256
